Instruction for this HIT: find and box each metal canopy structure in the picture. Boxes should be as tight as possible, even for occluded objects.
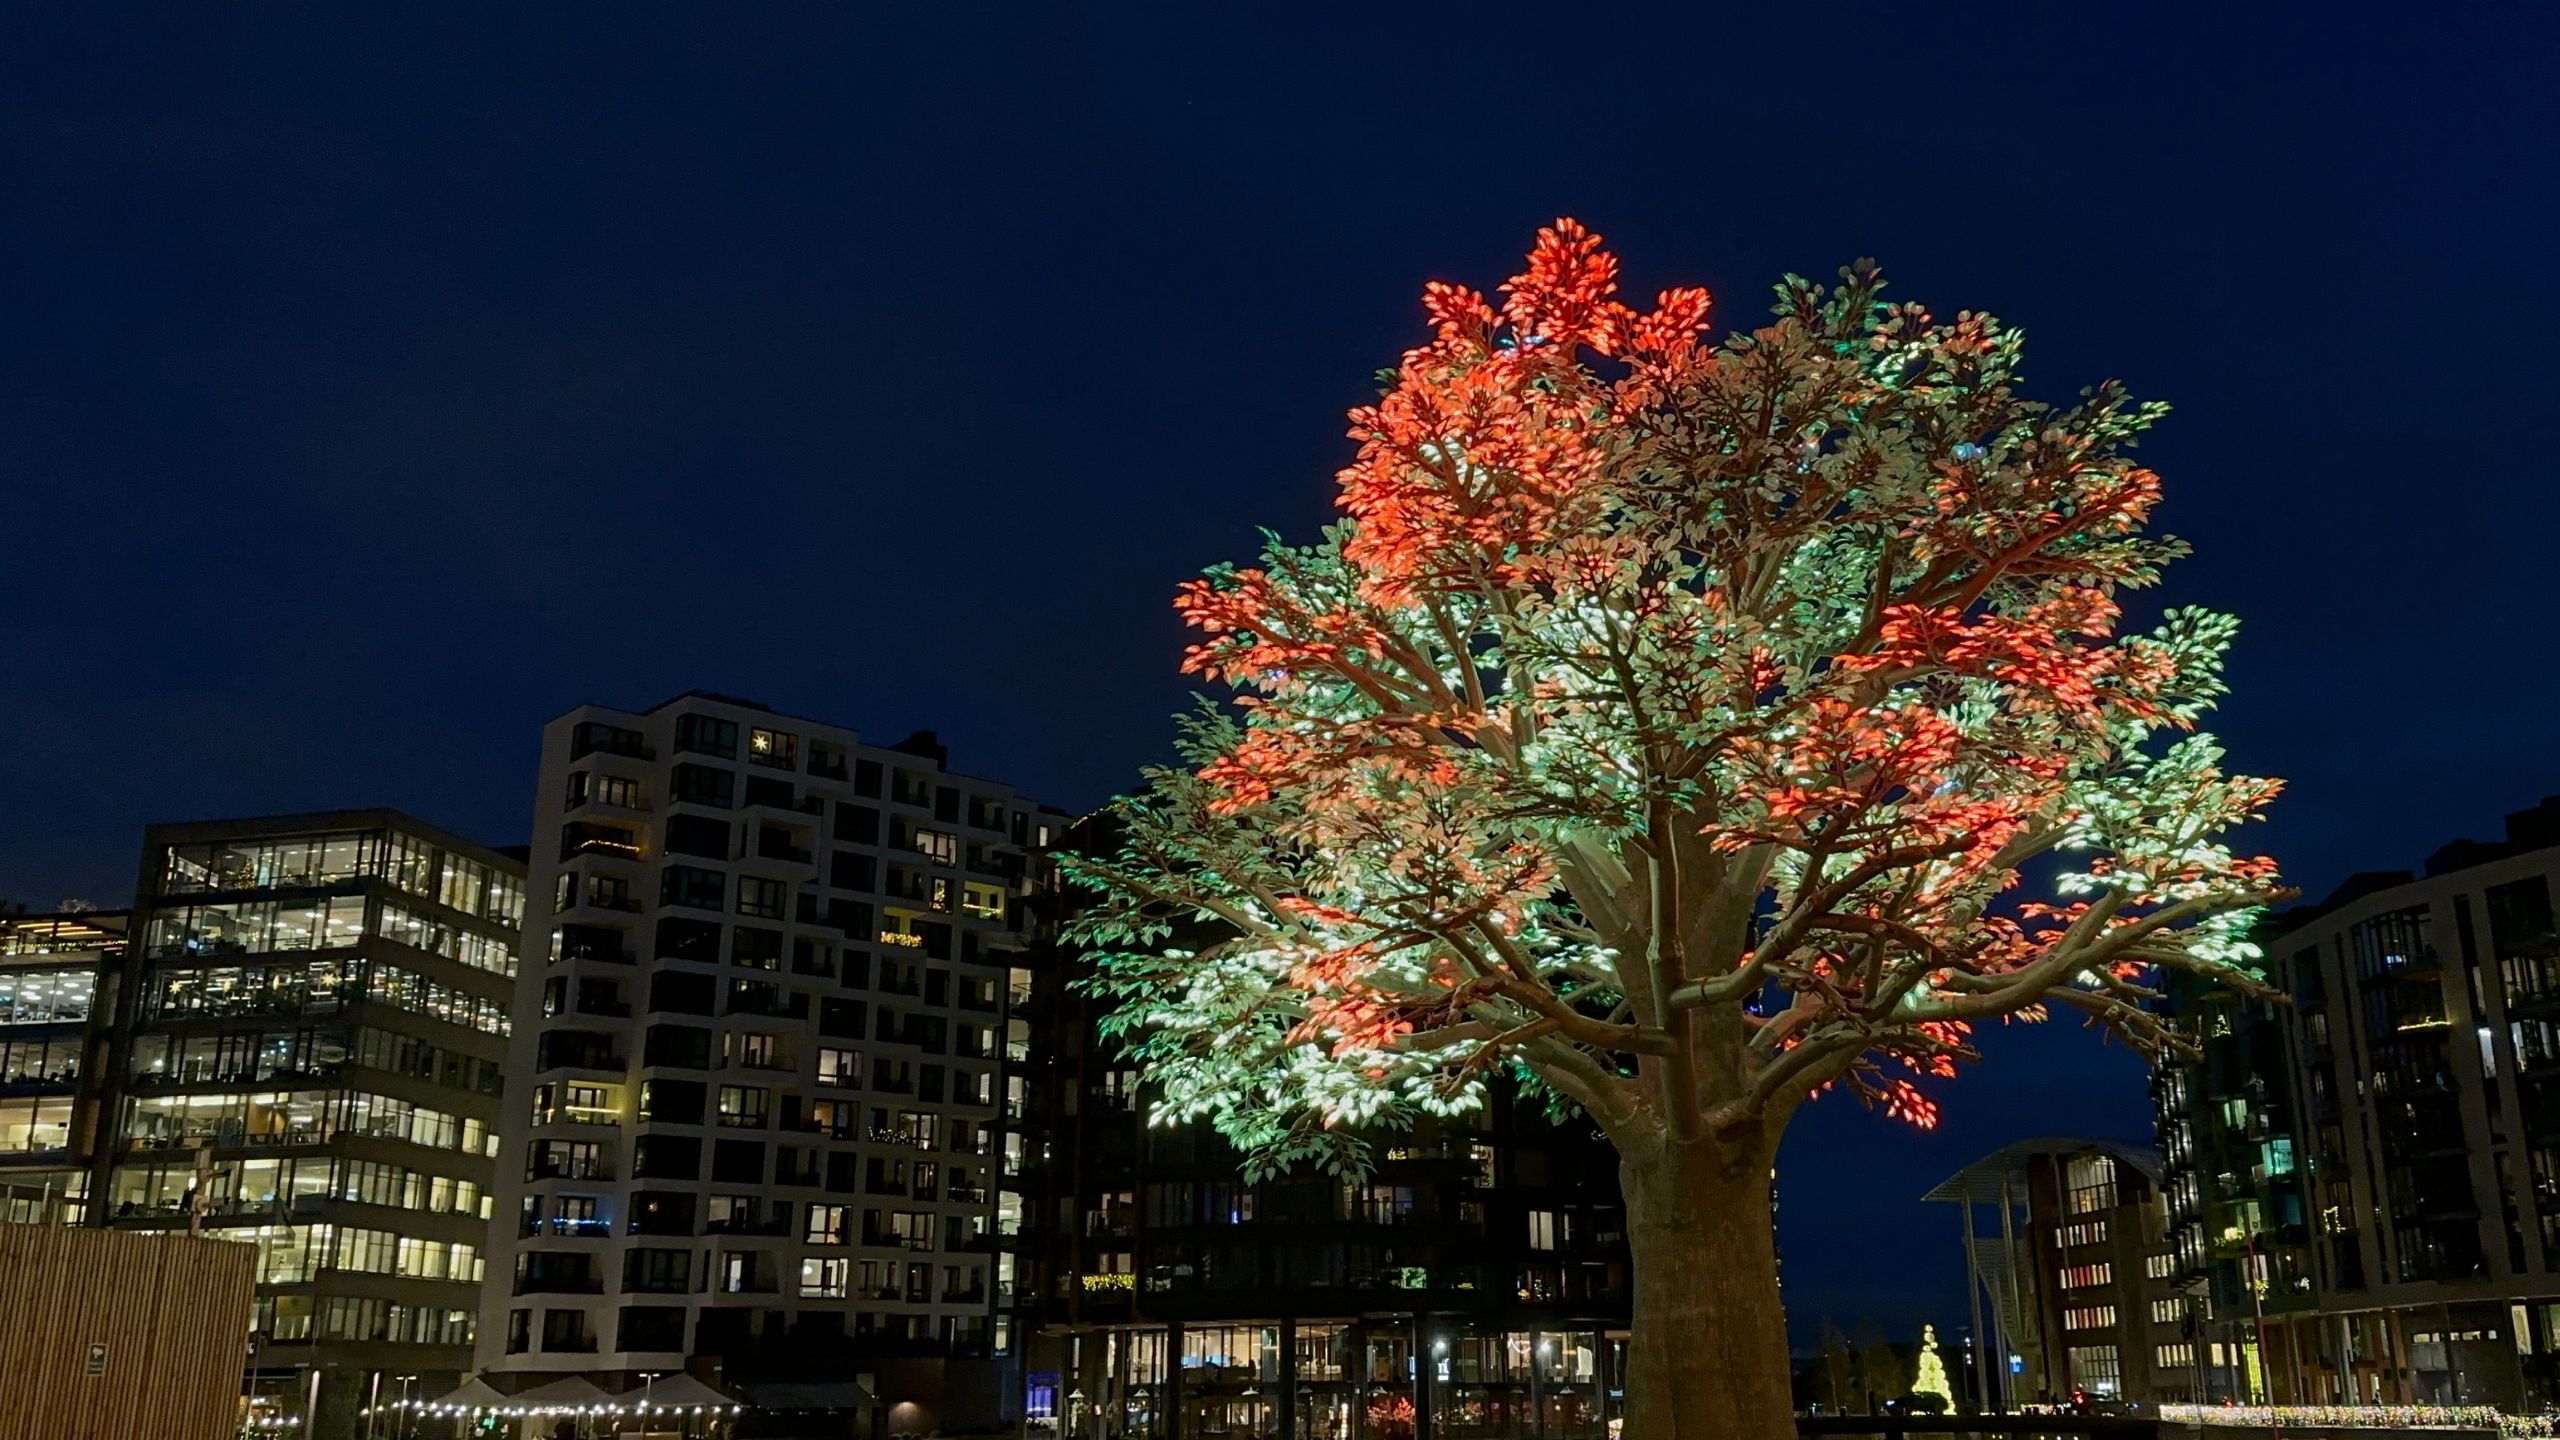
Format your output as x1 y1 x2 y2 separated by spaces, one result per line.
1920 1136 2163 1206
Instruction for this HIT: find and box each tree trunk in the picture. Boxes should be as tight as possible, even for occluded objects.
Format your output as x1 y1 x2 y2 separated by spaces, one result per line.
1618 1134 1795 1440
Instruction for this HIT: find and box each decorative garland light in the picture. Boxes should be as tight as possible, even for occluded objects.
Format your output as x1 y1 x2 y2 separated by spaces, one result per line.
2159 1402 2556 1436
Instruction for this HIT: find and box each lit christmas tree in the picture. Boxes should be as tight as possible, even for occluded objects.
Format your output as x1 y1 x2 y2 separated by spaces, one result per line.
1913 1325 1956 1413
1072 220 2287 1439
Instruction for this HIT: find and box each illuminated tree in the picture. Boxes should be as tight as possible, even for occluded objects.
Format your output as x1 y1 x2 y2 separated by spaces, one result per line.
1913 1324 1955 1414
1071 220 2286 1438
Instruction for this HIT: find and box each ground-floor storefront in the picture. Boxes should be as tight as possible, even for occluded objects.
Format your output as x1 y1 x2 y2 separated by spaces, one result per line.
2202 1296 2560 1412
1027 1316 1626 1440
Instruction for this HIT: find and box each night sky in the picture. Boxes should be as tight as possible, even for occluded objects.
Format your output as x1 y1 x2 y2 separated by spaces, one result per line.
4 4 2554 1348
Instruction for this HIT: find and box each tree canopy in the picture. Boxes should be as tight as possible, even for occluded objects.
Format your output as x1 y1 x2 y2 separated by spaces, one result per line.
1070 219 2285 1174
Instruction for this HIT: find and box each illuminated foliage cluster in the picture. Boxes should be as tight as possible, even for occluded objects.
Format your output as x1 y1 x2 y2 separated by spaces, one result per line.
1072 220 2285 1174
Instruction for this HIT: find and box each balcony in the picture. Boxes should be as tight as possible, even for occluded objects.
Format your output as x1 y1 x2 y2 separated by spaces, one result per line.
560 823 647 864
552 925 629 966
513 1273 605 1296
519 1216 614 1239
569 725 653 762
753 833 815 866
704 1216 791 1237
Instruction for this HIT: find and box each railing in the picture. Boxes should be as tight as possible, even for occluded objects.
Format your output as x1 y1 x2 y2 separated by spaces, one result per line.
704 1216 791 1236
1798 1418 2163 1437
512 1274 604 1295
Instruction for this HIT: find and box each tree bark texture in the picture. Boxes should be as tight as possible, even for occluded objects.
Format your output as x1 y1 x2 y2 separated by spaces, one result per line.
1617 1135 1796 1440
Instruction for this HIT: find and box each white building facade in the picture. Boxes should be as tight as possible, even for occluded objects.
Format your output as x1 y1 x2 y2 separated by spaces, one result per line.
478 692 1056 1420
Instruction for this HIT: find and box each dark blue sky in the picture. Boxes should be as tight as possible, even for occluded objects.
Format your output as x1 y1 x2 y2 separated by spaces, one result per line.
4 3 2553 1346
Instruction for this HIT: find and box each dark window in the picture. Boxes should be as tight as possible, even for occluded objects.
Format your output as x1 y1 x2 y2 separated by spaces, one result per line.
713 1139 767 1185
934 786 960 823
820 997 867 1038
640 1077 706 1125
541 1308 593 1351
917 919 952 961
671 763 735 809
622 1249 692 1294
570 721 648 760
826 899 874 942
650 970 716 1015
853 760 882 798
732 927 785 970
742 775 795 811
631 1135 702 1180
829 851 875 891
655 917 722 963
660 865 726 911
738 875 787 920
618 1305 687 1351
665 814 731 859
827 1152 859 1192
834 804 880 844
674 714 739 759
554 924 623 965
535 1029 618 1072
642 1023 713 1070
627 1191 697 1236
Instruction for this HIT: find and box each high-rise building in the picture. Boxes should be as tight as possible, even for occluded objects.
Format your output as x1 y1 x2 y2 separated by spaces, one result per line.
2152 797 2560 1409
479 692 1060 1430
1009 860 1634 1440
1924 1138 2203 1410
101 811 526 1436
2150 962 2315 1404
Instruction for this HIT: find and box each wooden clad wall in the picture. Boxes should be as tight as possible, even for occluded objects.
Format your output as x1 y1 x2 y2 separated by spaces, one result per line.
0 1224 257 1440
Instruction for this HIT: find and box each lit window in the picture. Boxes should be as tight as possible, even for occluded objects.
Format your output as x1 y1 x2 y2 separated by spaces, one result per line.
800 1257 848 1297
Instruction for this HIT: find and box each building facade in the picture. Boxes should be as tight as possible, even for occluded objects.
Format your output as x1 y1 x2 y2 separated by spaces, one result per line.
1010 887 1634 1440
1925 1139 2202 1410
0 908 126 1224
70 811 527 1437
2153 797 2560 1409
478 692 1059 1430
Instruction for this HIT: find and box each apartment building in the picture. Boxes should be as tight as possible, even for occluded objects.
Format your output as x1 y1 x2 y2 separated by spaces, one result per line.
1010 872 1634 1440
1925 1138 2201 1410
2150 963 2316 1403
479 692 1059 1429
2153 796 2560 1409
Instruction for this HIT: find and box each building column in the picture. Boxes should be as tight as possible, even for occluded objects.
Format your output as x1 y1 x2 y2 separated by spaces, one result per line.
1164 1320 1184 1440
1278 1318 1298 1440
1409 1312 1433 1440
1526 1331 1544 1440
1996 1173 2030 1402
1959 1194 1992 1412
1347 1321 1368 1440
